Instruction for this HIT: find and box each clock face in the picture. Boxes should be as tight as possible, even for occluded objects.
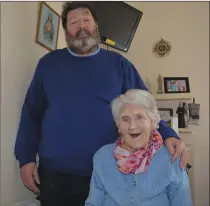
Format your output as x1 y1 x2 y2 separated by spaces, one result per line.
158 44 166 52
153 38 171 57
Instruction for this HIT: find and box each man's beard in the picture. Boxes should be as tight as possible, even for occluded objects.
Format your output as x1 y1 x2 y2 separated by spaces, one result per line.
66 26 100 55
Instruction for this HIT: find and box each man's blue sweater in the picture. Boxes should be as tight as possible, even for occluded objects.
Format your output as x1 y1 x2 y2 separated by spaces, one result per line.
15 48 179 176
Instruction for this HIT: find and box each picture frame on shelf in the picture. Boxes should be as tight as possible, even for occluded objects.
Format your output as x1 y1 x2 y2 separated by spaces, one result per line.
163 77 190 94
158 108 173 127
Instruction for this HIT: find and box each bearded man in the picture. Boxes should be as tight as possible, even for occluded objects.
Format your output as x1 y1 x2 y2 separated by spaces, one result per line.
15 2 188 206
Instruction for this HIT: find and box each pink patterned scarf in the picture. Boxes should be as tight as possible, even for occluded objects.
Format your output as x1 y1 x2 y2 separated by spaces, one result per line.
113 130 163 174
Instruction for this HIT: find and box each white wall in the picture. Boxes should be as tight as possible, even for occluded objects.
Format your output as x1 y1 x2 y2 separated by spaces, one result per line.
1 2 209 206
1 2 66 206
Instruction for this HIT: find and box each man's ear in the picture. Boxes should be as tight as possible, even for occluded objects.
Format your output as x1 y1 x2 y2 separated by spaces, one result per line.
64 30 70 44
64 29 68 35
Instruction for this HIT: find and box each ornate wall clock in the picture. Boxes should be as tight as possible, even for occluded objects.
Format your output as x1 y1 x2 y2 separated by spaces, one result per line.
153 38 171 57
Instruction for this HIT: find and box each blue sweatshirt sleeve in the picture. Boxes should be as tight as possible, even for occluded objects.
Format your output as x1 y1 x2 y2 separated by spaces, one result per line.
167 158 193 206
14 59 46 168
121 57 179 140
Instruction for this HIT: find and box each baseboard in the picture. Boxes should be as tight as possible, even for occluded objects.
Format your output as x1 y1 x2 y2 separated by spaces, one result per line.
9 199 40 206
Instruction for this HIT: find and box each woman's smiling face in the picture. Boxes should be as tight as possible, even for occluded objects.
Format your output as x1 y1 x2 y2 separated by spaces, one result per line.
118 104 155 149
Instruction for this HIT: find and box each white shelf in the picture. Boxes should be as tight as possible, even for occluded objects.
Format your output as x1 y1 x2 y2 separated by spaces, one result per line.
179 128 192 134
153 93 192 101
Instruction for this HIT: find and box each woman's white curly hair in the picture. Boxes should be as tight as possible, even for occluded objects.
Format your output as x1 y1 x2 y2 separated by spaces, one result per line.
111 89 161 128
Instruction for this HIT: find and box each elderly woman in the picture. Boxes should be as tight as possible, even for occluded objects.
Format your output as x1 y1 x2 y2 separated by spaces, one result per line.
85 89 193 206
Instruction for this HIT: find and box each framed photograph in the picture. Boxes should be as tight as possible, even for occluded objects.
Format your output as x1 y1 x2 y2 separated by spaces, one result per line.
158 108 173 127
35 2 60 51
163 77 190 93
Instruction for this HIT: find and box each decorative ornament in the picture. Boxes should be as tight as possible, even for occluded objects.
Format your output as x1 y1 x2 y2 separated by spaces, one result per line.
157 74 164 94
153 38 171 57
188 98 200 125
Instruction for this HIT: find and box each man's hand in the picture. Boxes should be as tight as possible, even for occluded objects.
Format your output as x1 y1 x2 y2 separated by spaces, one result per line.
20 162 40 194
165 137 188 169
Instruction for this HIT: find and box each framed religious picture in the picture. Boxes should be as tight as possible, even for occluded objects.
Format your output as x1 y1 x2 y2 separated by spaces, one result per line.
35 2 60 51
163 77 190 94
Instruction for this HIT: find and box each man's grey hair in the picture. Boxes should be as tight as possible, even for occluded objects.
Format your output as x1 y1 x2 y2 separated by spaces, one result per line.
111 89 161 128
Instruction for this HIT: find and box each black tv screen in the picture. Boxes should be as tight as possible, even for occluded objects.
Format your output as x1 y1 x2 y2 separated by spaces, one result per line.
86 1 143 52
